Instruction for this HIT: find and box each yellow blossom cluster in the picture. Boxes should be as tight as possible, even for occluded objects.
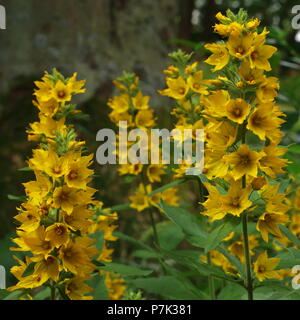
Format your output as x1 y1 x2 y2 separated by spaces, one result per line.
107 72 180 213
159 9 291 285
9 70 123 300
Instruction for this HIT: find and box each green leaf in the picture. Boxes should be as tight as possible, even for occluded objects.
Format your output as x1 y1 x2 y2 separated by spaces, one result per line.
205 216 240 253
89 230 104 252
7 194 27 202
160 248 238 283
132 250 161 259
130 276 202 300
279 225 300 247
87 273 108 300
33 287 51 300
218 283 247 300
110 203 130 211
99 263 152 277
148 178 187 197
22 262 35 277
18 167 33 172
157 221 185 250
160 202 208 248
3 290 25 300
217 246 246 279
0 289 10 300
113 231 154 252
288 145 300 155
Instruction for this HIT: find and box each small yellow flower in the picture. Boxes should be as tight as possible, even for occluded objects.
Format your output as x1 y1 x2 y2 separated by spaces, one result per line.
227 32 254 59
254 251 282 281
226 98 251 124
52 80 72 103
204 43 230 72
159 76 189 100
224 144 263 180
45 223 70 248
129 183 151 212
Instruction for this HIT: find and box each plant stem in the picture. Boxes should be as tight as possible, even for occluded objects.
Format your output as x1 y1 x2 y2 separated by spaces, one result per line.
149 207 159 246
241 210 253 300
197 176 216 299
50 283 56 300
207 252 216 300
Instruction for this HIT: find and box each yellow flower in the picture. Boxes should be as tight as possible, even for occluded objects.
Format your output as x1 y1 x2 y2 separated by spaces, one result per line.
226 98 250 124
52 80 72 103
118 163 143 176
135 109 156 128
224 144 263 180
34 75 54 102
256 77 279 103
203 183 227 221
104 272 126 300
215 12 231 23
206 121 237 151
259 144 288 178
204 149 229 179
45 149 71 179
12 227 53 256
109 110 133 126
10 272 49 290
227 32 254 59
23 172 52 205
65 276 93 300
221 182 252 217
238 61 264 85
249 30 277 71
68 72 86 95
187 70 208 94
45 223 70 248
247 103 282 140
59 242 90 275
52 185 79 214
132 91 150 110
257 212 289 242
204 43 230 72
146 164 165 183
254 251 282 281
32 255 60 281
107 94 129 113
201 90 229 118
65 154 93 189
159 76 189 100
228 235 258 263
63 205 93 233
129 183 151 212
14 203 41 233
161 188 180 207
33 97 59 118
27 115 66 140
246 18 260 30
251 176 267 190
214 21 243 36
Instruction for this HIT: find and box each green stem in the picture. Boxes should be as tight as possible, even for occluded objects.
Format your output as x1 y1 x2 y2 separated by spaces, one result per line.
50 283 56 300
197 177 216 299
149 207 159 246
207 252 216 300
242 210 253 300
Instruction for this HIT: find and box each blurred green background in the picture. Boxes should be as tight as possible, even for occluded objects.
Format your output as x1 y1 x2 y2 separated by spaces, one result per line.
0 0 300 286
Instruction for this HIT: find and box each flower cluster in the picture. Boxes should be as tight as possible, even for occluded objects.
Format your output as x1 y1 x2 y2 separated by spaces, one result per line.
9 70 122 300
159 9 291 289
107 72 179 213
